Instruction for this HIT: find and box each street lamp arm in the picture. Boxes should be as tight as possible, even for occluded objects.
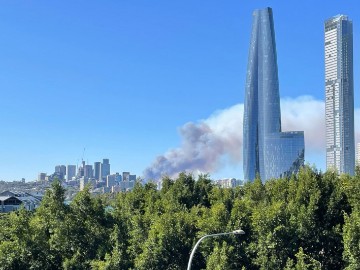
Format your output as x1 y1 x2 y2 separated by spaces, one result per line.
187 230 245 270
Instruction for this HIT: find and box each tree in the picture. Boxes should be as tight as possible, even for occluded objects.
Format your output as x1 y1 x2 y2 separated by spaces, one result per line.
0 208 32 270
134 210 196 270
29 180 69 269
343 210 360 269
284 248 321 270
206 242 233 270
61 185 111 269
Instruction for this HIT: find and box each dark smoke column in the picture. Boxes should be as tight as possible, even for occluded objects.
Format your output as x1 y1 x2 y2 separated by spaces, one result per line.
243 7 305 182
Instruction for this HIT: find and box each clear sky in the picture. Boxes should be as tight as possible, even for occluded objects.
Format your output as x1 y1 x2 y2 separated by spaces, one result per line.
0 1 359 181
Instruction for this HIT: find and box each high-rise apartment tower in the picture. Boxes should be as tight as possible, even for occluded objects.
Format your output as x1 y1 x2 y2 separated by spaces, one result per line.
243 8 305 182
325 15 354 175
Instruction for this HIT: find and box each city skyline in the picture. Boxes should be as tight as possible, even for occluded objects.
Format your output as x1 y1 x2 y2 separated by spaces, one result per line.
243 8 304 182
0 1 359 181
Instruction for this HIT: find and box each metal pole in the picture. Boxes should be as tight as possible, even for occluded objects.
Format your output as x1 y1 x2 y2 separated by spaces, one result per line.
187 230 245 270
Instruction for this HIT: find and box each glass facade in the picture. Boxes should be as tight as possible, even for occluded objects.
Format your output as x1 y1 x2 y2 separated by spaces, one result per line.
243 8 305 182
325 15 355 175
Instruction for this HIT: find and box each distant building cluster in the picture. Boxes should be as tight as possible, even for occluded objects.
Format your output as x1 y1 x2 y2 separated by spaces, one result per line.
214 178 243 189
243 8 356 182
38 158 137 193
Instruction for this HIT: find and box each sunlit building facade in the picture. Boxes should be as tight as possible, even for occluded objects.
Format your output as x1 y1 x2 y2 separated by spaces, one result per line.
325 15 354 175
243 8 304 182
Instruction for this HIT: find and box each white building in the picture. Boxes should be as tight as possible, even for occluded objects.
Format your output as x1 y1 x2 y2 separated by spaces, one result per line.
325 15 355 175
80 177 88 191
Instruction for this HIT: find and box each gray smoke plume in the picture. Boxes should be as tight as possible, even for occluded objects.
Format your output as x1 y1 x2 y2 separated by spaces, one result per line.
143 96 360 181
143 104 243 180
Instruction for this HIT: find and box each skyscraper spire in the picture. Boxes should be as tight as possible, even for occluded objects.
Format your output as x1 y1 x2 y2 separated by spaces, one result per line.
243 8 305 182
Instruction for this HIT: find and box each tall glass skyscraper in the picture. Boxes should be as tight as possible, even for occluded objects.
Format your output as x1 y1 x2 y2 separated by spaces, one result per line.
325 15 354 175
243 8 305 182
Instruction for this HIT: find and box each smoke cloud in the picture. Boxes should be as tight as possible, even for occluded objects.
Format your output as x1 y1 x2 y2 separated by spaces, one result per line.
143 104 243 180
281 96 325 152
143 96 359 181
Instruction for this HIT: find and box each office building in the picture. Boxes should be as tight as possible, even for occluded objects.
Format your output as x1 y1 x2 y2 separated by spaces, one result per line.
357 143 360 166
84 165 93 179
122 172 130 182
115 173 122 182
77 161 85 178
243 8 305 182
325 15 355 175
101 159 110 180
106 174 116 188
119 180 135 191
38 173 46 182
94 162 101 181
66 165 76 181
55 165 66 180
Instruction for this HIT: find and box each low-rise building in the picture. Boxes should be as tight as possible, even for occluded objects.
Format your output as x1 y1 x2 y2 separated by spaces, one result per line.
0 191 42 213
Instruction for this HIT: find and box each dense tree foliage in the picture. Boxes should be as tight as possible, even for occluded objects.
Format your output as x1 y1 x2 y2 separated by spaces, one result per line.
0 167 360 269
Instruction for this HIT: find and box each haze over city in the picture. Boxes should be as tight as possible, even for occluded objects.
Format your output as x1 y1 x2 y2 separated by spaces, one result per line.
0 1 359 181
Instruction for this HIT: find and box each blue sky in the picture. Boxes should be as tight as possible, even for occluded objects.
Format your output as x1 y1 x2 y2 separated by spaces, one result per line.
0 1 359 181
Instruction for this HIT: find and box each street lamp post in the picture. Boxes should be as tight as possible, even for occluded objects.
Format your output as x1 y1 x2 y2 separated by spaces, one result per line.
187 229 245 270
